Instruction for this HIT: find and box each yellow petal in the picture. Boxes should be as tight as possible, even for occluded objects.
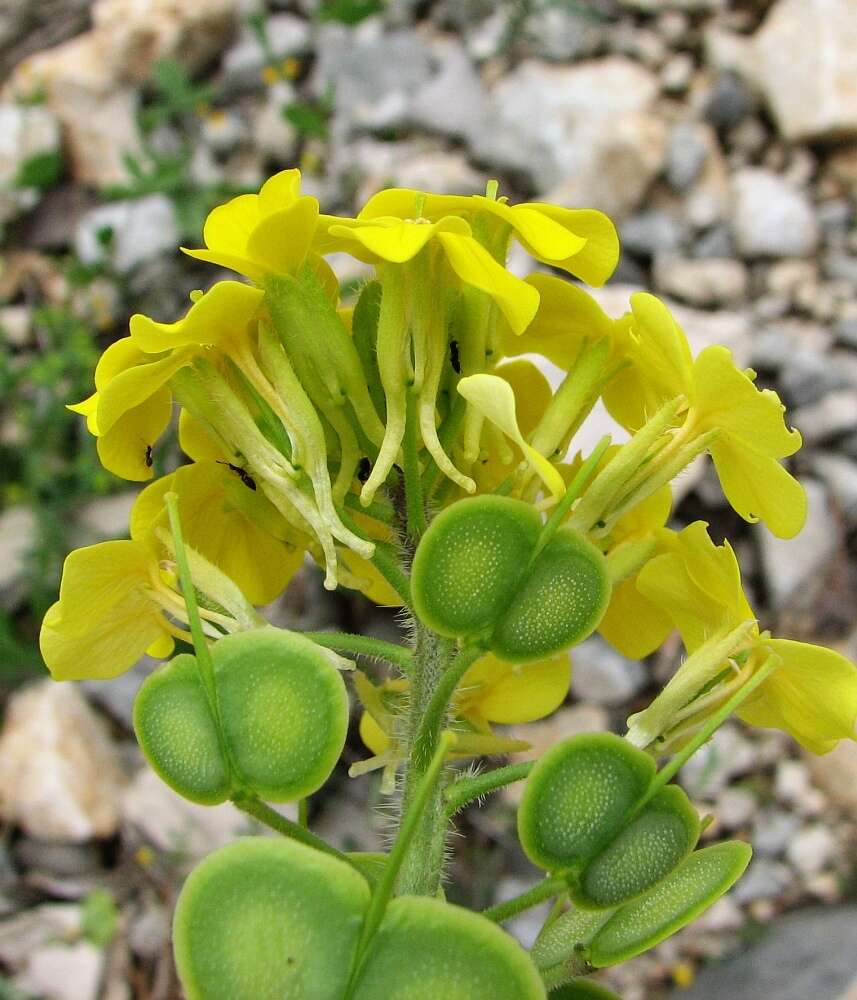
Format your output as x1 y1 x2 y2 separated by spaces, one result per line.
135 462 303 605
96 352 188 436
257 168 303 214
599 575 673 660
359 711 391 755
457 373 565 497
522 205 620 286
68 391 100 435
500 273 614 370
495 360 553 438
709 435 807 539
39 540 169 681
693 346 802 459
129 281 264 353
459 651 571 724
739 639 857 754
245 196 318 274
96 387 173 481
636 551 721 652
339 549 404 606
146 632 175 659
437 233 540 335
178 408 226 462
202 192 259 255
674 521 754 625
181 247 267 283
628 292 694 402
610 484 672 541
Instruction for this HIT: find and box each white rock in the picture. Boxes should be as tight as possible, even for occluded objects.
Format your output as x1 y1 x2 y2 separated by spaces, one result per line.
792 391 857 445
653 255 748 307
730 168 819 258
570 637 646 707
731 857 793 903
715 787 757 829
121 768 297 863
469 58 664 215
757 479 839 611
16 941 103 1000
786 825 837 876
750 0 857 142
349 138 484 206
251 82 299 162
0 682 126 842
5 0 240 187
812 452 857 524
409 36 489 141
805 740 857 814
680 724 756 798
75 195 178 274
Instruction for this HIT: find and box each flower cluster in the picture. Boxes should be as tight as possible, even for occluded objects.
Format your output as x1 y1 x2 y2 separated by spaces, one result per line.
45 169 855 763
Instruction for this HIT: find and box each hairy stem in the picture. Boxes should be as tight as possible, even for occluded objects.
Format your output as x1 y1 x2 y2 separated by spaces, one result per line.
444 761 534 818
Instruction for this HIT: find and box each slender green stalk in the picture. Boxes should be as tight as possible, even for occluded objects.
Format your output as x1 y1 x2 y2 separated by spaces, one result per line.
444 761 534 817
481 875 568 924
536 434 611 556
424 393 466 497
298 798 309 829
345 733 455 998
403 391 428 539
638 652 781 808
232 795 353 865
164 493 217 710
411 642 486 770
344 493 395 525
304 631 414 674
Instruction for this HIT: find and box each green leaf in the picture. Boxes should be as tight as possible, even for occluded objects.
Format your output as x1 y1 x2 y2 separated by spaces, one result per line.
588 841 752 967
80 889 119 947
351 280 386 419
316 0 383 25
283 101 330 139
15 150 62 190
518 734 655 873
174 837 370 1000
490 527 610 663
411 495 542 639
353 897 546 1000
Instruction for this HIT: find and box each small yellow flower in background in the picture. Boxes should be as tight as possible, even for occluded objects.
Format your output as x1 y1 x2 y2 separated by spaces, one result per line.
633 521 857 754
130 462 306 606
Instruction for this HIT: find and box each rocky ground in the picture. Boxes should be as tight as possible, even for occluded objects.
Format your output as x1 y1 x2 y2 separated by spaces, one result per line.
1 0 857 997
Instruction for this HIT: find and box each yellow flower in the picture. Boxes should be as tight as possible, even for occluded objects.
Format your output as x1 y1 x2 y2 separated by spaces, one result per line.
605 293 806 539
497 273 617 371
455 651 571 728
468 360 554 495
182 169 327 286
325 212 539 337
635 521 857 754
598 482 674 661
356 186 620 287
40 540 176 680
71 282 265 482
457 372 566 498
130 462 306 606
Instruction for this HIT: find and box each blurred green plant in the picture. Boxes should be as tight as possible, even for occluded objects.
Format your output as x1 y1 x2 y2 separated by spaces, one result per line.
80 888 120 947
0 291 115 680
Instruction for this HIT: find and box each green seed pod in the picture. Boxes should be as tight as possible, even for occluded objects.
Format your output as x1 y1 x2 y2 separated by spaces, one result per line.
173 837 369 1000
411 496 542 638
133 654 231 805
588 841 752 967
491 528 610 663
353 896 546 1000
575 785 701 909
134 628 349 806
550 981 622 1000
518 734 656 873
212 628 349 802
531 906 612 981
